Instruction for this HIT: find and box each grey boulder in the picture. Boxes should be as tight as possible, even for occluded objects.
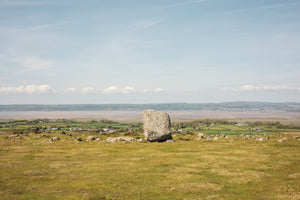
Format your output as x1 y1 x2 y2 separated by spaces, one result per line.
86 135 96 141
166 139 175 143
51 137 60 141
257 137 265 141
143 110 172 142
106 137 136 143
197 133 205 138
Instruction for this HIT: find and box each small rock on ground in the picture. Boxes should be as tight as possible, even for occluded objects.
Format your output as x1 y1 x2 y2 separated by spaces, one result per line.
51 137 60 141
106 137 136 143
257 137 265 141
86 135 96 141
166 139 175 143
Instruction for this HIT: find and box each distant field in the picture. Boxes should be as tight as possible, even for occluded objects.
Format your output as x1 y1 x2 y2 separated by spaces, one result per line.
1 110 300 123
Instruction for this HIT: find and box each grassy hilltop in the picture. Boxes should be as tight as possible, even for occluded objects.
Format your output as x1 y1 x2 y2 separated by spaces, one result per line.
1 119 300 199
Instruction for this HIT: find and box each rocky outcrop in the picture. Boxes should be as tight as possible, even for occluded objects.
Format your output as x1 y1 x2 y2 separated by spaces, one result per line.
51 137 60 141
86 135 96 141
143 110 172 142
106 137 136 143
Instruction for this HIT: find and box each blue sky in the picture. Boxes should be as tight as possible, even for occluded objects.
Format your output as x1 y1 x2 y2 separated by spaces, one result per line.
0 0 300 104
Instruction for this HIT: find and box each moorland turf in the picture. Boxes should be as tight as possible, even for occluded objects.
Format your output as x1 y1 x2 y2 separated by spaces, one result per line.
1 132 300 200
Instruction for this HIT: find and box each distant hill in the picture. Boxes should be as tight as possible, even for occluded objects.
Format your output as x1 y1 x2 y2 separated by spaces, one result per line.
1 102 300 112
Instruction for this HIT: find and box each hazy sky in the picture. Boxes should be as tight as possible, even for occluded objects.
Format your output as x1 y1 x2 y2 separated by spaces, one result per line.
0 0 300 104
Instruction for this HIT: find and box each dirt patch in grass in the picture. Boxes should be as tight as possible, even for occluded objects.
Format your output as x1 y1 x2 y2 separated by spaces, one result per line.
280 132 300 135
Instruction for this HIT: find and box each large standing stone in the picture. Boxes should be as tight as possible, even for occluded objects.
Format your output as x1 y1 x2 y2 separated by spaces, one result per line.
143 110 172 142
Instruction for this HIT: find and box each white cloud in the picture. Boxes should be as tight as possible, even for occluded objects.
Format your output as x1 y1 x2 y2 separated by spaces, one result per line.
258 2 300 10
240 85 260 91
0 84 52 94
81 87 94 94
134 20 162 28
221 85 293 92
25 84 51 94
0 54 56 73
63 88 77 94
103 86 118 93
266 85 289 90
62 87 95 94
14 56 56 71
166 0 208 8
122 86 136 94
0 0 56 6
227 2 300 15
153 88 165 92
77 86 163 95
66 88 77 92
142 88 166 93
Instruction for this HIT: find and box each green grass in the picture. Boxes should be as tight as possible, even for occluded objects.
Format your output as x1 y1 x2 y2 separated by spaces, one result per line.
1 132 300 200
2 119 300 137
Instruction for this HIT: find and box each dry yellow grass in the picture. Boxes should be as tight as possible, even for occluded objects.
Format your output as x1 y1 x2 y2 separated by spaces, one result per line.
0 133 300 199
